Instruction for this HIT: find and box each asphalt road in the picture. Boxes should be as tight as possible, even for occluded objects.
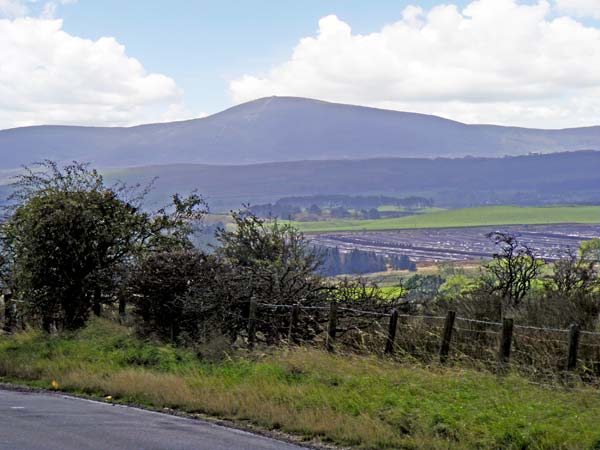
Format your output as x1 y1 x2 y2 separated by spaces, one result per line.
0 389 310 450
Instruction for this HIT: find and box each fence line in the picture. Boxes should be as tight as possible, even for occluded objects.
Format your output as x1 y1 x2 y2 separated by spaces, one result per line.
246 299 600 385
253 300 600 337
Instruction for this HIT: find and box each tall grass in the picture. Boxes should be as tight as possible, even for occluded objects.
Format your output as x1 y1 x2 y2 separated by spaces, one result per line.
1 318 600 450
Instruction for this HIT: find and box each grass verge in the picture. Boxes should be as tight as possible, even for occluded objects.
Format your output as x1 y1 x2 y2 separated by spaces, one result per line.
291 205 600 233
1 318 600 450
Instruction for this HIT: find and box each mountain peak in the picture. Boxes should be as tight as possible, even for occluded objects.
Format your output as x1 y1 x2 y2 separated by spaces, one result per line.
1 97 599 170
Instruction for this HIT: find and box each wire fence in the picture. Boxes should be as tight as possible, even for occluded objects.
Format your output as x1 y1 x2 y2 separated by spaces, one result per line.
3 291 600 387
249 299 600 387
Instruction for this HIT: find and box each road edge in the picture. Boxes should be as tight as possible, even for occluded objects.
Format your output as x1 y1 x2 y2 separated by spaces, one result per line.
0 381 345 450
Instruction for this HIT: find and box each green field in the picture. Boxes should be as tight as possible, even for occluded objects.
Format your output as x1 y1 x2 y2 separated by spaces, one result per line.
292 206 600 233
377 206 446 213
2 319 600 449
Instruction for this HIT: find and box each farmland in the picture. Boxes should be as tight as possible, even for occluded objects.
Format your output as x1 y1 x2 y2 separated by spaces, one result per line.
293 205 600 233
311 223 600 263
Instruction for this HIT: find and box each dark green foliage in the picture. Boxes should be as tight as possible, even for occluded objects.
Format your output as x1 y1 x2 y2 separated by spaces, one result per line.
0 161 205 331
308 204 322 215
127 250 223 343
215 211 324 304
330 206 351 219
319 247 416 276
95 152 600 212
346 248 387 274
248 195 431 221
214 211 327 342
261 195 433 210
247 203 301 220
320 247 344 276
130 210 330 345
367 208 381 219
404 274 445 303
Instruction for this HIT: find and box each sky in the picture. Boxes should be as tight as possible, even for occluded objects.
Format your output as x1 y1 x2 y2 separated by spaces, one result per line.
1 0 600 129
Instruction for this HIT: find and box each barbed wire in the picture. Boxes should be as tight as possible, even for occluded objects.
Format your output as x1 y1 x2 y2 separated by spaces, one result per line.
514 324 570 334
337 307 388 317
252 300 600 337
456 317 503 327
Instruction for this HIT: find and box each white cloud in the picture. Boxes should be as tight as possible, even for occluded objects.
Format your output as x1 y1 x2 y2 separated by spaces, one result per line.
0 0 28 18
0 0 78 19
229 0 600 128
0 16 193 129
555 0 600 19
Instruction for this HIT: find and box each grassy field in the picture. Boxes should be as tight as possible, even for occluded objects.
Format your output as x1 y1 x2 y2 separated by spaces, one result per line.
1 319 600 450
376 206 446 214
292 206 600 233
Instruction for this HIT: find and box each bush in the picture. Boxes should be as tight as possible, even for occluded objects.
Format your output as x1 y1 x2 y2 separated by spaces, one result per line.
0 161 205 331
127 249 226 343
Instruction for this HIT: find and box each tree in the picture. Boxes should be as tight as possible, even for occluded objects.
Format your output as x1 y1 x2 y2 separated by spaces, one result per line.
404 274 444 303
308 204 322 216
329 206 350 219
127 249 227 343
484 231 543 310
0 161 205 331
579 238 600 264
319 246 343 276
547 248 599 296
367 208 381 219
215 211 326 342
216 211 324 303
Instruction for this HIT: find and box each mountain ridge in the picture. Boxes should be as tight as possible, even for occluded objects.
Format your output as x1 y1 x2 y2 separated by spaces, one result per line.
1 96 600 170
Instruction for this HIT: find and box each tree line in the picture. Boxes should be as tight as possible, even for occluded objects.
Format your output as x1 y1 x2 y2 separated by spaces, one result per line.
248 194 434 220
319 247 416 276
270 195 434 210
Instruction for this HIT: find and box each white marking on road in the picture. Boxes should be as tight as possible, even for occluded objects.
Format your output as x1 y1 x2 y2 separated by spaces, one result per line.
10 406 25 409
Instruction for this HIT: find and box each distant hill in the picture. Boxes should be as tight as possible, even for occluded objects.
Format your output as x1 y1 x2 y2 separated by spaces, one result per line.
94 151 600 211
1 97 600 170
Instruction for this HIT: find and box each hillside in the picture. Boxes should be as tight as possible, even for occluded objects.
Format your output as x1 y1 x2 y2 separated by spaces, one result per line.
1 97 600 170
97 151 600 211
2 151 598 211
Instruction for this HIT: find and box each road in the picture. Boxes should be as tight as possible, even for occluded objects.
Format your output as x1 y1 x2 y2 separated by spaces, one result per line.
0 389 310 450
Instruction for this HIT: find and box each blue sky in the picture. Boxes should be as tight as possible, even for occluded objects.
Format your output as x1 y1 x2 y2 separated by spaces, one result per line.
58 1 471 114
2 0 600 129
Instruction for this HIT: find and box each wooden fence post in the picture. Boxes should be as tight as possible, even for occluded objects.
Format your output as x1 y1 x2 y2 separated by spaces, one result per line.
567 324 580 371
439 310 456 364
118 298 127 322
498 317 514 369
3 291 14 334
288 304 300 344
384 309 399 355
248 297 257 350
326 302 338 352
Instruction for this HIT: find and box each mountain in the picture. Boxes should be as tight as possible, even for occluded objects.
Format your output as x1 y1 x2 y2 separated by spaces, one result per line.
96 151 600 211
1 97 600 170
